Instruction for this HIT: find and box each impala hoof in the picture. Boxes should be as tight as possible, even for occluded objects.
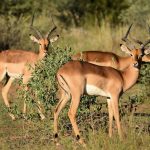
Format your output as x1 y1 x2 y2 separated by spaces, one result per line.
9 113 16 121
79 139 86 147
40 115 46 120
56 142 61 146
22 114 28 120
76 136 86 147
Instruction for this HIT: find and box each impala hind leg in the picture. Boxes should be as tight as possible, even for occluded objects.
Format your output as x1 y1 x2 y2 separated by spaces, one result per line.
54 90 70 139
68 94 86 146
2 77 15 120
22 75 30 118
22 75 45 120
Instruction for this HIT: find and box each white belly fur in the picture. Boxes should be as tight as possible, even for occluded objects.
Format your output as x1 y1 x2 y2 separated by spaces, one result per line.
86 84 110 97
7 72 22 78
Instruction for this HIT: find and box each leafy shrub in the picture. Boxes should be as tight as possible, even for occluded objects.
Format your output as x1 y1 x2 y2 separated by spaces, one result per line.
16 45 99 122
138 63 150 101
17 46 72 119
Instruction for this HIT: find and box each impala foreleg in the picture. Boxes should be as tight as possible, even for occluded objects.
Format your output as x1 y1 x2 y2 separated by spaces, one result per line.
2 77 15 120
23 75 45 120
23 100 27 114
23 91 46 120
36 102 45 120
111 95 123 139
22 75 30 116
107 98 113 138
37 100 45 120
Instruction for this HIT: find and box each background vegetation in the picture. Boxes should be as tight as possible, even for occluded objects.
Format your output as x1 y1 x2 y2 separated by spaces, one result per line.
0 0 150 149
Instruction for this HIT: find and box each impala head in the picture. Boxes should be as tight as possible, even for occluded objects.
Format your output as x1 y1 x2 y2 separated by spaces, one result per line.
29 14 59 52
121 24 150 68
29 34 59 51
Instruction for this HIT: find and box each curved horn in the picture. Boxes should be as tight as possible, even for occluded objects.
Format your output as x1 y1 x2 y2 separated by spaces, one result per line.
45 26 57 39
45 15 57 39
141 39 150 50
122 24 133 42
130 37 143 45
30 14 43 39
122 24 135 49
140 24 150 50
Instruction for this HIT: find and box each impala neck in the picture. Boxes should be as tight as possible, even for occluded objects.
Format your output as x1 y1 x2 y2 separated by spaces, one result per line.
38 46 47 60
122 64 140 92
118 56 132 70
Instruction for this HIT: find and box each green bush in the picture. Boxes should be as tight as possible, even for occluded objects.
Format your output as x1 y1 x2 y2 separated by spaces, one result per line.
17 46 72 119
138 63 150 102
14 44 99 122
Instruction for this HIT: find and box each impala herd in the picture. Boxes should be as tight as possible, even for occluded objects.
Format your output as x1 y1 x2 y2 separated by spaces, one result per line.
0 18 150 145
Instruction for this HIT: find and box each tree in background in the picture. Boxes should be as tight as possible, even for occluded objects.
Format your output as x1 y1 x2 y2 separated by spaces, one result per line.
0 0 149 27
0 0 57 17
120 0 150 26
0 0 150 50
0 0 58 50
57 0 129 27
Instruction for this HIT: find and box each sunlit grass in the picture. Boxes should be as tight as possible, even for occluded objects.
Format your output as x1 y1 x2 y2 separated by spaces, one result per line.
0 99 149 150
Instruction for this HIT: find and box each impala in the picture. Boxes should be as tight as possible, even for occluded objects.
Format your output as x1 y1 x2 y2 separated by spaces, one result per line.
0 16 59 120
72 25 150 70
54 25 150 145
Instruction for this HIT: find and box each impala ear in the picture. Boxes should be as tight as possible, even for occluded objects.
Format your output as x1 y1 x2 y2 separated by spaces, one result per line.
29 34 39 43
144 48 150 55
120 44 132 55
49 35 59 43
142 55 150 62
